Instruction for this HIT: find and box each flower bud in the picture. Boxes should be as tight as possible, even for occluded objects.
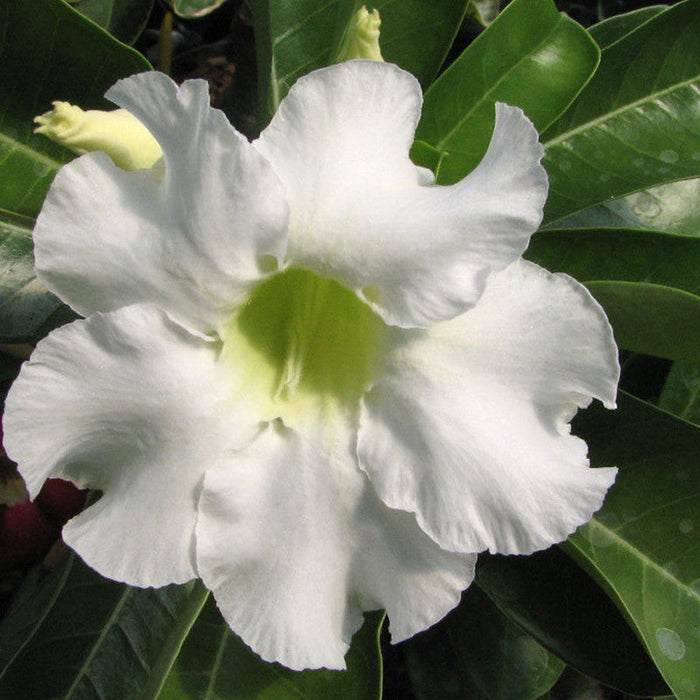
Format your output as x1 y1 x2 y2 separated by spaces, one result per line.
34 102 162 171
336 6 384 62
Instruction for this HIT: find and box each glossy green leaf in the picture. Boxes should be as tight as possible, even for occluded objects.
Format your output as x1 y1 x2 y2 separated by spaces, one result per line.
0 0 150 219
250 0 469 125
66 0 155 43
587 5 667 49
0 554 207 698
475 549 670 696
549 179 700 236
526 228 700 295
0 552 74 673
526 228 700 360
565 392 700 700
169 0 228 18
250 0 335 122
0 0 147 340
404 584 564 700
660 360 700 426
586 282 700 360
541 0 700 224
159 596 384 699
0 219 74 342
415 0 600 176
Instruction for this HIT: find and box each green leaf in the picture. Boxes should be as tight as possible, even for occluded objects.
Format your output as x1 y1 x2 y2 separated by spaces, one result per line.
475 549 670 696
0 552 74 673
587 5 667 49
660 360 700 426
415 0 600 176
250 0 469 126
0 218 74 342
159 596 384 699
541 0 700 224
169 0 228 18
526 228 700 295
66 0 155 44
0 0 150 220
548 179 700 236
565 392 700 700
0 0 147 339
0 554 207 698
404 584 564 700
526 228 700 360
585 281 700 360
250 0 336 122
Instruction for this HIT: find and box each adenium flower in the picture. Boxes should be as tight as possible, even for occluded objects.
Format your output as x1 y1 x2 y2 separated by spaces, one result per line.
4 60 619 670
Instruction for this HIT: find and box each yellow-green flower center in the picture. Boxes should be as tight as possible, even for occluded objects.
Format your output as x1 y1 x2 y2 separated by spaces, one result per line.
221 269 383 422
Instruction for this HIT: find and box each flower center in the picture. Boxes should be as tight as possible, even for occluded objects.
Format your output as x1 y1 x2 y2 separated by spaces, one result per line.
221 269 383 422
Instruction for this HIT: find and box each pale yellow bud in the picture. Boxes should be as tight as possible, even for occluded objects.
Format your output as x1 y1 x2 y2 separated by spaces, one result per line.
34 102 162 171
336 6 384 63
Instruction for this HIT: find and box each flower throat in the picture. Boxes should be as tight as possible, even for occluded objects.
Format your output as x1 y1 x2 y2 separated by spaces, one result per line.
221 269 382 414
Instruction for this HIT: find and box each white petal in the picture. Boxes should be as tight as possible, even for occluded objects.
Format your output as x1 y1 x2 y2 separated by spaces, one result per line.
35 72 288 333
3 305 259 586
351 493 477 645
358 260 619 555
196 416 474 670
255 61 547 327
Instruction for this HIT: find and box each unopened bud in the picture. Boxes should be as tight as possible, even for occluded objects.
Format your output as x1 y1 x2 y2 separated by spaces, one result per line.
34 103 162 171
336 6 384 63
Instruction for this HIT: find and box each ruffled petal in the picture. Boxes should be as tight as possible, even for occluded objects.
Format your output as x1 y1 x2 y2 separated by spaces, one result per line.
358 260 619 555
3 305 259 586
34 72 288 333
196 416 474 670
254 60 547 327
351 492 477 644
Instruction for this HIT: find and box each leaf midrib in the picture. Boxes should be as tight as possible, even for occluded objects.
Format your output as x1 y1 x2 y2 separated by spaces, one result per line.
0 131 64 169
543 76 700 149
431 13 570 150
64 587 133 699
271 0 338 47
203 622 229 700
577 518 700 603
0 210 33 233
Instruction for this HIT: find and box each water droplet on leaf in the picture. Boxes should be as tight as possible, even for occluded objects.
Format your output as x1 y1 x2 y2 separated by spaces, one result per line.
682 678 697 694
659 150 679 163
587 522 616 548
631 192 661 218
655 628 685 661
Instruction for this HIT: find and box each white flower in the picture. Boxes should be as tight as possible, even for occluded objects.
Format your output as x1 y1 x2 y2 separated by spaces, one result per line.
4 61 619 671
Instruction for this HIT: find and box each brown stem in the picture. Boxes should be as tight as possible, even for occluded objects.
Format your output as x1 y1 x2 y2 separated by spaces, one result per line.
157 10 174 76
